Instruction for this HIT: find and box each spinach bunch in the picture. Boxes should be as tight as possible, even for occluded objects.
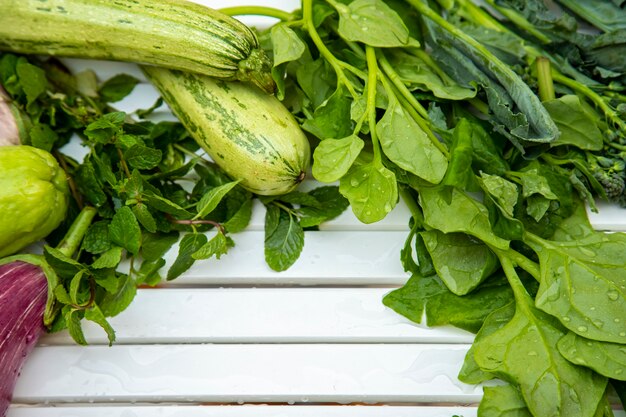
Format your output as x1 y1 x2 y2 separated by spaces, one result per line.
0 52 347 343
223 0 626 414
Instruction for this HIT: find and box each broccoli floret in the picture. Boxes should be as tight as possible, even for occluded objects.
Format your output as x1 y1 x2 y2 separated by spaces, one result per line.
593 170 625 200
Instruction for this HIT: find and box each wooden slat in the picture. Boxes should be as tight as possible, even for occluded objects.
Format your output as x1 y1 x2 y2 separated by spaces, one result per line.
40 288 473 345
13 344 480 405
164 230 410 286
8 405 482 417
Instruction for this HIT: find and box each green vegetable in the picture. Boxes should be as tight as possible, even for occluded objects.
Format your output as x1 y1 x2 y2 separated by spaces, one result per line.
0 0 275 93
223 1 626 414
142 66 311 196
0 145 69 257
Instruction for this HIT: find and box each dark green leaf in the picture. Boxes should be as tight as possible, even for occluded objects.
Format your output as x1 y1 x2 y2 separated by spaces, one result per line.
302 87 353 140
65 309 87 345
108 206 141 255
192 232 233 260
44 245 83 280
264 208 304 272
84 305 116 345
132 203 157 233
167 233 208 280
84 112 125 144
223 199 253 233
383 273 514 334
75 160 108 207
15 58 47 105
193 180 240 220
124 145 162 170
543 95 604 150
136 258 166 287
91 246 124 269
82 221 112 254
29 123 58 152
99 273 137 317
141 231 179 262
142 192 191 217
420 230 500 295
98 73 140 103
298 186 350 228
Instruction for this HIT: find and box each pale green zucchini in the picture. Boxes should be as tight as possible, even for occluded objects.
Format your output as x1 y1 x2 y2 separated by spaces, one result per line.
142 66 311 195
0 0 275 93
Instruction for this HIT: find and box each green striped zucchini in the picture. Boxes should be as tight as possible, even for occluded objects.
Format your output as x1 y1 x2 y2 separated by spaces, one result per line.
142 66 310 195
0 0 275 93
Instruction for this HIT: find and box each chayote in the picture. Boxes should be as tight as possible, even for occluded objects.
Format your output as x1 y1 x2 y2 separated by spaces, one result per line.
0 145 69 257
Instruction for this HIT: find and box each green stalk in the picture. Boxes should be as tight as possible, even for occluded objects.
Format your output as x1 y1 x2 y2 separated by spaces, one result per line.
482 0 552 44
302 0 357 98
551 70 626 132
219 6 293 21
536 57 555 102
365 46 383 163
378 51 429 120
56 206 98 258
399 186 425 227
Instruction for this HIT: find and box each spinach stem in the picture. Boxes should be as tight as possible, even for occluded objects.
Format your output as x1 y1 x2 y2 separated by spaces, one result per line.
498 254 532 303
219 6 293 21
365 46 382 163
377 51 429 120
536 57 555 102
399 186 424 227
481 0 552 44
302 0 358 98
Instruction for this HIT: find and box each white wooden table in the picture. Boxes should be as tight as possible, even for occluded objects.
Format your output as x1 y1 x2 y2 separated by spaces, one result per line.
7 1 626 415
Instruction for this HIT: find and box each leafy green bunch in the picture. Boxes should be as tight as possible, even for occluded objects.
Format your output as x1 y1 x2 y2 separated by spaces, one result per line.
0 52 347 343
222 0 626 414
442 0 626 206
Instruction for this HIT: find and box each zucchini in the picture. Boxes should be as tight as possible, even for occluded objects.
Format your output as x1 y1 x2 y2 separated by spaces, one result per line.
0 0 275 93
142 66 310 195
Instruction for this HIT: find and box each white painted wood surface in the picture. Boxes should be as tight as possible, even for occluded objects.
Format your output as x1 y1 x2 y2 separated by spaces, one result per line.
7 1 626 416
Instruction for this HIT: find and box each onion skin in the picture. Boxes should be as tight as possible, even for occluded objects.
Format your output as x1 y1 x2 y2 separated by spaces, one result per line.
0 261 47 416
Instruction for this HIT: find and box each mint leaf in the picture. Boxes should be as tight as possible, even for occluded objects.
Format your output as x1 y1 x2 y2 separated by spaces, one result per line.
167 233 208 280
132 203 157 233
108 206 141 255
91 246 124 269
264 208 304 271
82 221 112 254
194 180 240 220
98 73 140 103
124 145 162 170
141 232 179 262
99 273 137 317
192 232 233 260
84 305 116 345
223 199 253 233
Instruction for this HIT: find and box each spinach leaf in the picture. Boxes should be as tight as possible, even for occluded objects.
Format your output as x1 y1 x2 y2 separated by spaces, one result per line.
459 302 515 384
543 95 604 150
478 384 532 417
558 332 626 381
312 135 364 183
473 272 607 417
383 272 514 334
376 95 448 184
332 0 410 47
339 160 398 224
270 24 306 67
419 186 510 250
386 49 476 100
528 229 626 343
421 230 500 296
302 87 354 140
